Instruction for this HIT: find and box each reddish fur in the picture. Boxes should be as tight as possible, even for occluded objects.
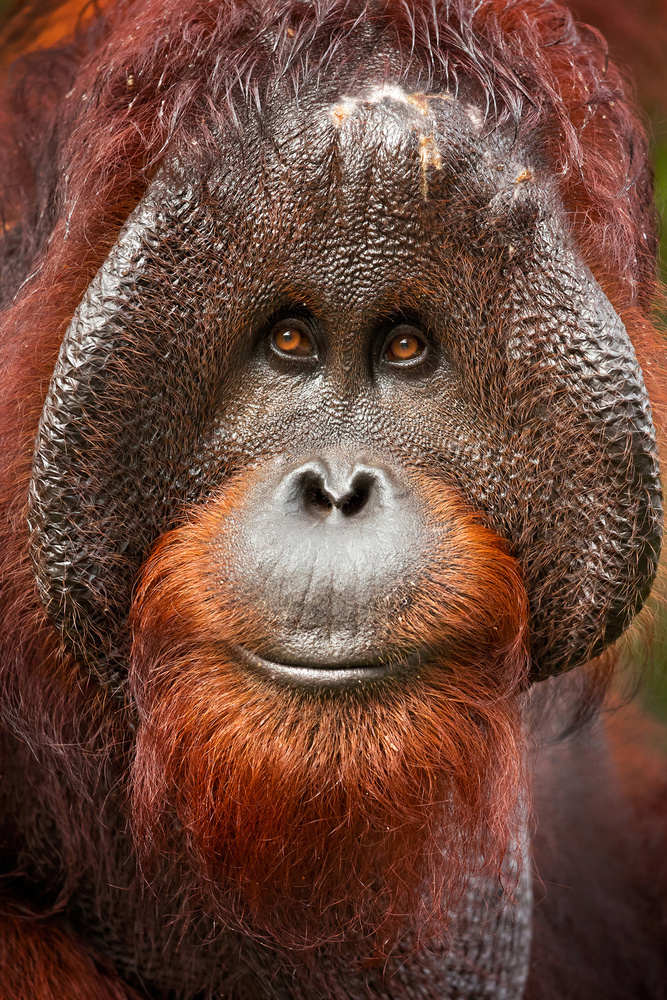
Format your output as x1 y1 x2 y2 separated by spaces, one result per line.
524 701 667 1000
0 911 141 1000
0 0 100 63
0 0 665 996
575 0 667 114
130 470 529 953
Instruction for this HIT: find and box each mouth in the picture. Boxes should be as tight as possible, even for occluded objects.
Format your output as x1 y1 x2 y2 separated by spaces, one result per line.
234 646 418 689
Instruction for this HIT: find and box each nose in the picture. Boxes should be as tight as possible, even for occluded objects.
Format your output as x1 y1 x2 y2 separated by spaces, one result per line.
225 454 426 664
282 461 387 521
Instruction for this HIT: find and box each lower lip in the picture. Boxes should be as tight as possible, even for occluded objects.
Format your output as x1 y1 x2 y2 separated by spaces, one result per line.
234 647 415 689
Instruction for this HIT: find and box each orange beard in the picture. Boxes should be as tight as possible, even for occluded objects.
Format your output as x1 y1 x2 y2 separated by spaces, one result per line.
128 472 530 955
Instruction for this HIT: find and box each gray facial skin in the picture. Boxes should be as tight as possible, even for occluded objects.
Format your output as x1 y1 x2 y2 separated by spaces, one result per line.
29 84 661 690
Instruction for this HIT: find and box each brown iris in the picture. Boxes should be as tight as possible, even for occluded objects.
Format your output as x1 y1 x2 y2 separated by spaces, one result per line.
272 324 313 357
385 330 426 363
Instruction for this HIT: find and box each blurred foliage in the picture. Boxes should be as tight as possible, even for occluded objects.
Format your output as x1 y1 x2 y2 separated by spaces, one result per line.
656 134 667 284
643 646 667 722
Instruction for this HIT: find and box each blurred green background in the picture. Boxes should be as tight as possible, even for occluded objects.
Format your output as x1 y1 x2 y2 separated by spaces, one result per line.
657 136 667 288
0 0 666 718
646 127 667 721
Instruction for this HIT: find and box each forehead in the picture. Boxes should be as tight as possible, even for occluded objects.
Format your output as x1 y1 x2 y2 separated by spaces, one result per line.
206 83 549 275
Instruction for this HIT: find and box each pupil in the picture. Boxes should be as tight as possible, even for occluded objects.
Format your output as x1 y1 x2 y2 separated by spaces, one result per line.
279 329 299 350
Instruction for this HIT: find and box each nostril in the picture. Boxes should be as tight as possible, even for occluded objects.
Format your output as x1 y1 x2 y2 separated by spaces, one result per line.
301 474 334 516
340 472 374 517
291 465 381 520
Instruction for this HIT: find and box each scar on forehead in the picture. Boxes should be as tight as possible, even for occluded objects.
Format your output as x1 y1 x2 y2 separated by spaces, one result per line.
326 85 449 202
465 104 483 128
328 84 453 127
405 92 431 115
419 134 442 201
331 104 350 125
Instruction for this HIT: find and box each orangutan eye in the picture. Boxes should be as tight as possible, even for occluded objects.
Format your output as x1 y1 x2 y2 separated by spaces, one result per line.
271 321 314 357
384 327 427 364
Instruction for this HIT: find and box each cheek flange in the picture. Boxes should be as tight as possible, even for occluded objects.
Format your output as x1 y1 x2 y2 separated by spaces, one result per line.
28 188 203 688
499 223 662 675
